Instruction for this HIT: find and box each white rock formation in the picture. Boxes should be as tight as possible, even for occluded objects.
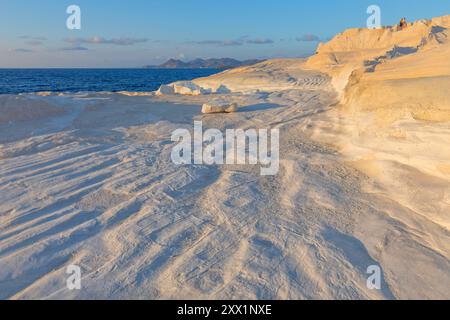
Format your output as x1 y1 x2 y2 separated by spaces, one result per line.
156 81 211 96
201 100 238 114
2 15 450 300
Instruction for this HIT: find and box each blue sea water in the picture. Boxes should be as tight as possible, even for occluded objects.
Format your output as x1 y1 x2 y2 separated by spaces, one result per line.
0 68 222 95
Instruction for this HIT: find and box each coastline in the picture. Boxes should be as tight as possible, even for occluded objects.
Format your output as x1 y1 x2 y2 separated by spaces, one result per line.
1 15 450 299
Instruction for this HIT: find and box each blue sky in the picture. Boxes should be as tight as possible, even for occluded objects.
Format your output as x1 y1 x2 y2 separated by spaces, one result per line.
0 0 448 67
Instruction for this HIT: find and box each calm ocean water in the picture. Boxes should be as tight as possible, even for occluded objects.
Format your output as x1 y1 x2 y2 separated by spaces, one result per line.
0 68 222 95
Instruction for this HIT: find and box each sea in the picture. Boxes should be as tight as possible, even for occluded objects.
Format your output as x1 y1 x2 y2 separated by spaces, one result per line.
0 68 222 95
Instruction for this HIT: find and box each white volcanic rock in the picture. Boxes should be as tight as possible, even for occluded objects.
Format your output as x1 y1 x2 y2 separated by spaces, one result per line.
156 81 233 96
155 84 175 95
2 15 450 301
306 15 450 98
0 95 64 124
155 59 332 95
156 81 211 96
201 100 238 114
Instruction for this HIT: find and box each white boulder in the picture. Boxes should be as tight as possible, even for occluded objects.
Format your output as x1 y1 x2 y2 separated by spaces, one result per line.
156 81 211 96
156 84 175 95
201 100 238 114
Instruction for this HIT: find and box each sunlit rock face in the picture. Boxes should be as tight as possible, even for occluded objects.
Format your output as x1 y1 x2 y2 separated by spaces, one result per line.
201 100 238 114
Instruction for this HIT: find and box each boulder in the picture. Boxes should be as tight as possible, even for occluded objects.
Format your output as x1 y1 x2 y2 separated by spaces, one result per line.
201 100 238 114
156 81 211 96
156 84 175 95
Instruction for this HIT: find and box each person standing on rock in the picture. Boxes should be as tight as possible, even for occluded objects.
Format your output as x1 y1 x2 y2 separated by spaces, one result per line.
399 17 407 29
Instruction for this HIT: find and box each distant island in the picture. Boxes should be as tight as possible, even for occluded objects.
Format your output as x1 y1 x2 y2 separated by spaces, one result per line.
144 58 263 69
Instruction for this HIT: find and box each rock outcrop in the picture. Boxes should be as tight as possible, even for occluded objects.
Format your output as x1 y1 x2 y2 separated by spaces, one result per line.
310 15 450 122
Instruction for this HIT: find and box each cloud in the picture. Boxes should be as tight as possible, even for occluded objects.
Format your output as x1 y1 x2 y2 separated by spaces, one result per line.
18 35 47 41
188 40 242 46
64 37 149 46
222 40 244 46
188 37 274 46
60 46 89 51
18 36 46 47
192 40 223 45
246 38 274 44
10 48 34 53
25 40 44 46
296 34 321 42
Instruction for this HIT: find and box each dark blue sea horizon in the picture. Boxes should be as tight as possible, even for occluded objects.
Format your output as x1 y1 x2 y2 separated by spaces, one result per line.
0 68 222 95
